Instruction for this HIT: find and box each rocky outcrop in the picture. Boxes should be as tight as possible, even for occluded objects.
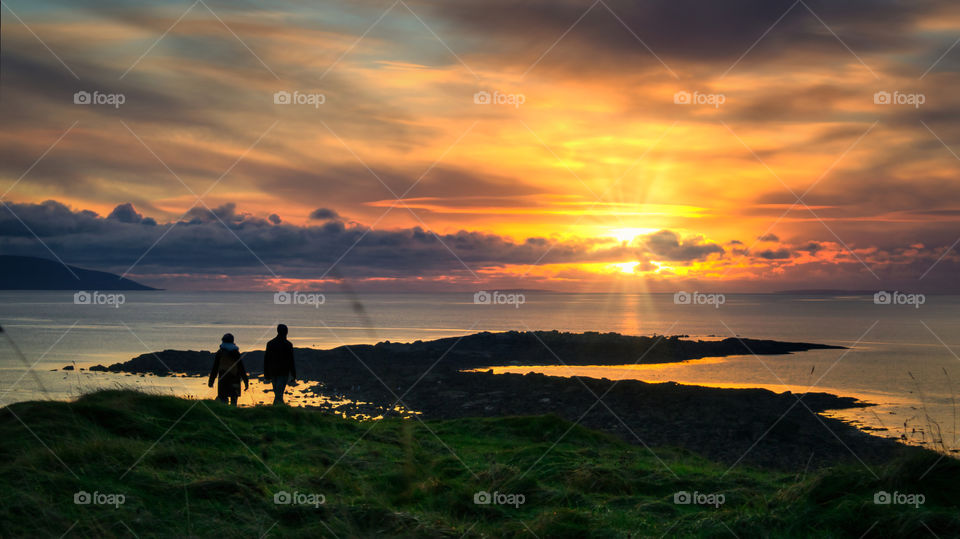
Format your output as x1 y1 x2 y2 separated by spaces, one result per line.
107 330 843 376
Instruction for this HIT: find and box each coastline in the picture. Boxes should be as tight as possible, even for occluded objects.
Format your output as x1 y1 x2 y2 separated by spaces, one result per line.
86 330 933 469
5 331 958 536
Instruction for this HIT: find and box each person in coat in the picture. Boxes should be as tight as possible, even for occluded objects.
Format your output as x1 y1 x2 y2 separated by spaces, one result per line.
208 333 249 406
263 324 296 405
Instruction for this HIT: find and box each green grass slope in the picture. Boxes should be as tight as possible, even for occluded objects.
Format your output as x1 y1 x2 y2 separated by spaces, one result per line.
1 390 958 538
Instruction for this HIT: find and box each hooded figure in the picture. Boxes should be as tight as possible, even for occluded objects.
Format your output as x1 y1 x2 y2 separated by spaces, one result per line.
208 333 249 406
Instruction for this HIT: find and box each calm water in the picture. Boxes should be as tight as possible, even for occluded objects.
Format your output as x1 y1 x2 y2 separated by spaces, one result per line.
1 291 958 449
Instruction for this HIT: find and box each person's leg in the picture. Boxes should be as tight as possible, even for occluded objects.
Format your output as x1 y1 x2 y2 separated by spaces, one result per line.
229 394 238 406
272 375 288 405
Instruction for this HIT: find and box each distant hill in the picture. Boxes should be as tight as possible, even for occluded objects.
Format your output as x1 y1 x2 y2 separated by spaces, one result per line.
0 255 156 290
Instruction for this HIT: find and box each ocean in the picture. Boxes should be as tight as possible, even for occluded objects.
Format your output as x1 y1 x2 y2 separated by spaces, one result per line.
1 291 958 449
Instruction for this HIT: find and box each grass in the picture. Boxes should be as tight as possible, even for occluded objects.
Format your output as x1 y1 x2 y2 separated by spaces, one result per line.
1 390 958 538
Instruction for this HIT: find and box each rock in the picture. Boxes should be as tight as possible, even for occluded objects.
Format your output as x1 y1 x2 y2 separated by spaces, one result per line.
62 365 74 371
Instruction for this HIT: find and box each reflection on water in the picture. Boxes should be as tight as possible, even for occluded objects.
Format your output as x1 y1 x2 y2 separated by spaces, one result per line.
3 369 414 421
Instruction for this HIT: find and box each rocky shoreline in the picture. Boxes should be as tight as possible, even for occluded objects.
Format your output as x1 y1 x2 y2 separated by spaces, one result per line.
95 331 916 469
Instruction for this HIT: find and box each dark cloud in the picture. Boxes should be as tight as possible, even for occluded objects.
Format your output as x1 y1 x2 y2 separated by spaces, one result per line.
185 203 239 224
0 199 630 279
309 208 340 220
755 248 792 260
758 233 779 242
107 203 155 225
641 229 724 261
2 200 957 290
429 0 934 75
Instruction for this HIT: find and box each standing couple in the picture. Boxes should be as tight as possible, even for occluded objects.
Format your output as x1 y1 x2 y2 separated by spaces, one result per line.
208 323 297 406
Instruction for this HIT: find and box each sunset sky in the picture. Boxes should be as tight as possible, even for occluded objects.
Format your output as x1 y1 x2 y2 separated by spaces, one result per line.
2 0 959 291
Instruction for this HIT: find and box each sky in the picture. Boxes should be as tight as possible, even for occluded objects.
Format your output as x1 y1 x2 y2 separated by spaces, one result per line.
1 0 959 292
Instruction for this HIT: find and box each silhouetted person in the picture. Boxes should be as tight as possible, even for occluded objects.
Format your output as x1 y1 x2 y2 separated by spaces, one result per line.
263 324 296 405
208 333 249 406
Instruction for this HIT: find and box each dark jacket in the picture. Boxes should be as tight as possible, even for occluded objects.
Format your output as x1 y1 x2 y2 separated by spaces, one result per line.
263 336 296 379
208 346 249 397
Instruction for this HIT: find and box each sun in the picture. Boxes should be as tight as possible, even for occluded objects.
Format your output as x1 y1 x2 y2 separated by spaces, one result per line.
607 227 659 243
610 261 641 274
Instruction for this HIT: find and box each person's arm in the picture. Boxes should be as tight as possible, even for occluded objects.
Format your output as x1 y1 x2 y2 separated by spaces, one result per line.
238 357 250 390
208 352 219 387
287 342 296 380
262 342 273 380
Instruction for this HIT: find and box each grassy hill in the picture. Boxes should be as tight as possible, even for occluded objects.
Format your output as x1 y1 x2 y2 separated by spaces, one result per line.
0 255 156 290
1 390 958 537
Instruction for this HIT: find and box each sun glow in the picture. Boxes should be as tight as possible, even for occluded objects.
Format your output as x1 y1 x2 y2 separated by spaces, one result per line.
607 227 660 243
611 261 641 274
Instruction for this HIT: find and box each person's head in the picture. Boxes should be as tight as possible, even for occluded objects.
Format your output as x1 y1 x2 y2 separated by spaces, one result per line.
277 324 288 337
222 333 234 344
